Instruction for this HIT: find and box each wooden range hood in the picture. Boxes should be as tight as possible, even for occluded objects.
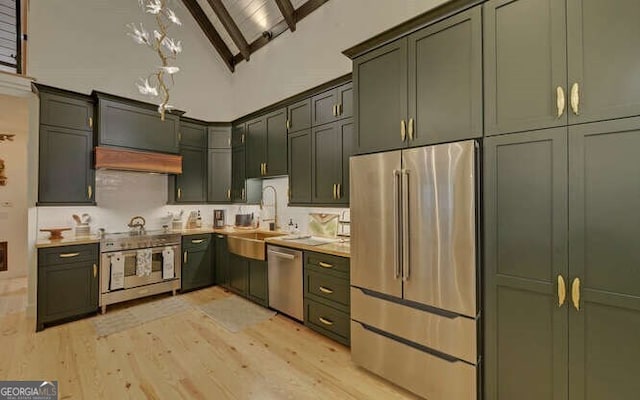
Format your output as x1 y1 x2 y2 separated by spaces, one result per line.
95 146 182 174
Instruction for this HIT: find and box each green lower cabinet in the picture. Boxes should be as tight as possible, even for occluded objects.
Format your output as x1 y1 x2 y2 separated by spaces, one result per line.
247 260 268 307
37 244 99 331
485 118 640 400
228 254 268 307
567 117 640 400
228 254 249 296
181 235 214 292
214 234 230 288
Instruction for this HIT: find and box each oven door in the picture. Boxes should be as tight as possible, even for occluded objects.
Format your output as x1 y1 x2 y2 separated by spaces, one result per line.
101 245 181 293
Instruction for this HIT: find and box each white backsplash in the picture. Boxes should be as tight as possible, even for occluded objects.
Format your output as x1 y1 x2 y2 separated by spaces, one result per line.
36 172 348 238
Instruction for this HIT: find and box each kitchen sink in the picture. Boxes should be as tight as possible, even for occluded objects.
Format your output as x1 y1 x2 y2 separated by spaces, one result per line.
227 231 286 260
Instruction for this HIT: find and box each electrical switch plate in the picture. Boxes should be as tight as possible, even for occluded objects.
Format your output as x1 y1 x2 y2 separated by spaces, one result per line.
1 201 12 207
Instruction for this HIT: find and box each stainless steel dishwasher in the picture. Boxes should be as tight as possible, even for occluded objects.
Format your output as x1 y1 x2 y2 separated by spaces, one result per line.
267 245 303 321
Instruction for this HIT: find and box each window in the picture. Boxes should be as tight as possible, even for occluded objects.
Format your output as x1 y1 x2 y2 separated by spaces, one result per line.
0 0 21 74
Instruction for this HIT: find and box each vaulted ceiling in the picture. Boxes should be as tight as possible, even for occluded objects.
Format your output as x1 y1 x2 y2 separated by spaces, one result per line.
181 0 329 72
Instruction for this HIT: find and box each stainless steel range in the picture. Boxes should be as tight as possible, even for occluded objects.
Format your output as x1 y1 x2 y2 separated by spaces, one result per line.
99 227 181 313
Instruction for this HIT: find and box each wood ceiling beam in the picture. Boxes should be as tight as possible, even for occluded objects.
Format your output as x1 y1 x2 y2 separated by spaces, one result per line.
206 0 252 61
274 0 296 32
181 0 235 72
231 0 329 66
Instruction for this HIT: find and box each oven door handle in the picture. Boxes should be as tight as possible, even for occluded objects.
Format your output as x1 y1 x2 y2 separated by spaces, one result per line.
104 246 179 258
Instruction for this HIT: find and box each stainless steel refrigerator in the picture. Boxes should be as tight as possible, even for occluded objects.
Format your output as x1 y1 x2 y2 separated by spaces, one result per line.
350 140 479 400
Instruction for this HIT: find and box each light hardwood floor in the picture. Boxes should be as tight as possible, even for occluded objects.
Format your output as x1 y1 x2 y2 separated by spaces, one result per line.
0 277 420 399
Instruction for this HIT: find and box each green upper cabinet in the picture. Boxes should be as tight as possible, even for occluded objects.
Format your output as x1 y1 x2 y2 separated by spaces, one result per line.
568 117 640 400
39 90 94 131
353 39 408 154
37 86 95 206
407 6 482 146
245 116 266 179
208 125 231 149
264 108 288 177
484 0 568 136
312 82 353 127
485 0 640 136
566 0 640 125
484 128 569 400
232 123 246 147
95 92 180 154
208 125 232 203
231 145 247 203
287 98 311 134
288 129 312 204
180 120 207 148
312 119 352 205
174 146 207 203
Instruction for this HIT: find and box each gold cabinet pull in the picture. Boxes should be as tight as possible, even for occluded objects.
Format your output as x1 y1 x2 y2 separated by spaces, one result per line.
227 188 231 200
338 103 343 116
286 119 291 129
571 277 581 311
177 188 182 199
87 185 93 199
183 251 188 264
88 117 93 128
337 183 341 199
264 163 267 175
59 252 80 258
93 264 97 278
400 120 407 141
241 133 245 143
408 118 414 140
332 184 337 199
556 86 566 118
319 286 334 294
319 317 334 326
318 261 333 269
191 239 205 244
241 188 245 200
570 82 580 115
558 274 566 307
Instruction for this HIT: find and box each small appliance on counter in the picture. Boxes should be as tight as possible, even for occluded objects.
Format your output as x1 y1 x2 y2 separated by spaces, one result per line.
235 213 253 227
213 209 225 228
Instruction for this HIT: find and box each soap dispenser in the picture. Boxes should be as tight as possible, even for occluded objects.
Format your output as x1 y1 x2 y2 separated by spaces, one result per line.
288 218 295 233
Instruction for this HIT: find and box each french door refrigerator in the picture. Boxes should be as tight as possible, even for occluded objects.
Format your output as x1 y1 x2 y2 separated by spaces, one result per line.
350 140 479 400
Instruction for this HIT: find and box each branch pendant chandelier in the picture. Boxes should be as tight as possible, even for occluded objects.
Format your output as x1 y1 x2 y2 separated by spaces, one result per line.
127 0 182 120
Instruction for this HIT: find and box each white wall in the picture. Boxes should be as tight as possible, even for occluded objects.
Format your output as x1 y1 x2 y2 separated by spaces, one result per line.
27 0 234 121
0 95 29 278
230 0 448 118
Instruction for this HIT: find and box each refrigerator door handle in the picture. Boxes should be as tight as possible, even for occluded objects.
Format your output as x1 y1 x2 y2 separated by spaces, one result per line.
393 169 402 279
402 169 410 281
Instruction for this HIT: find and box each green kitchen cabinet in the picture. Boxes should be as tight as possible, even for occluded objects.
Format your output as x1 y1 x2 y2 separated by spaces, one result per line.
287 129 312 204
484 128 569 400
180 120 207 148
37 244 99 331
228 254 248 296
214 234 230 288
208 148 232 203
38 125 95 205
311 83 354 127
245 108 288 178
173 145 207 203
181 234 213 291
353 5 481 153
407 6 482 146
287 98 311 134
484 0 640 136
248 260 268 307
312 119 352 205
485 117 640 399
208 125 232 203
353 39 407 154
245 116 266 179
231 146 247 203
94 92 181 154
36 86 95 206
567 117 640 400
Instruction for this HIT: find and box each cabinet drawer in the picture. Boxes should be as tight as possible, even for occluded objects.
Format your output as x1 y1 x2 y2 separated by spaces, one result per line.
305 269 349 310
38 244 99 266
304 299 350 345
304 251 349 276
182 234 211 251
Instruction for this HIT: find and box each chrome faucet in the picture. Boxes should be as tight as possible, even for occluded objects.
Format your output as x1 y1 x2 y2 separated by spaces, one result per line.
261 185 278 230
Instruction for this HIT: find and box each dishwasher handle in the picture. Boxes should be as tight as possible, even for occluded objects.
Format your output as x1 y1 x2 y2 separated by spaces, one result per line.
268 250 296 260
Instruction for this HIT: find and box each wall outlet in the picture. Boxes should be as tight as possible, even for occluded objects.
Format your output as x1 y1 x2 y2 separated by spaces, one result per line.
0 202 11 208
